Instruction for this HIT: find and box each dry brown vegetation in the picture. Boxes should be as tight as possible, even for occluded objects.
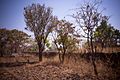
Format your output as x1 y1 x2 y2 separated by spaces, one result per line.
0 52 120 80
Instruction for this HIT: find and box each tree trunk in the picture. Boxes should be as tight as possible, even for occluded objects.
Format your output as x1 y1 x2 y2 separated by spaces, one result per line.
87 31 90 53
38 48 42 61
38 43 44 61
59 53 62 63
91 57 98 76
61 52 65 63
60 48 66 64
90 33 98 77
62 46 67 63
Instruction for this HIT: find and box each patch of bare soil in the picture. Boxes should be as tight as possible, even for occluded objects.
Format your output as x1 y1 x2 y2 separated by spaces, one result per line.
0 61 113 80
0 69 18 80
0 62 80 80
0 53 119 80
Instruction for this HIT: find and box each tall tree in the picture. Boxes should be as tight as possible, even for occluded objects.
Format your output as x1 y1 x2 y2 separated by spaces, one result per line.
24 4 55 61
71 0 103 76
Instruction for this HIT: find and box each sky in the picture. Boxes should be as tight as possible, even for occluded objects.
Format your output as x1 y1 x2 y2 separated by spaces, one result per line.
0 0 120 36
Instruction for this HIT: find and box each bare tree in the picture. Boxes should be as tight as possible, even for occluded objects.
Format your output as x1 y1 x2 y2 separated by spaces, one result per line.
24 4 55 61
71 0 103 77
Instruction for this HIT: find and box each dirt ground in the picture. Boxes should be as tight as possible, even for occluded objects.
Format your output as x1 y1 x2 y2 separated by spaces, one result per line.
0 53 120 80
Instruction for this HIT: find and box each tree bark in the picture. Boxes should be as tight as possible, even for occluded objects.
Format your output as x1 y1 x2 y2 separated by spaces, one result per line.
61 44 66 63
87 31 90 53
59 53 62 63
38 42 44 61
90 33 98 77
61 52 65 63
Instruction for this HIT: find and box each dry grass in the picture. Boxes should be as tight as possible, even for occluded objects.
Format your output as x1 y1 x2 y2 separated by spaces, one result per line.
0 53 119 80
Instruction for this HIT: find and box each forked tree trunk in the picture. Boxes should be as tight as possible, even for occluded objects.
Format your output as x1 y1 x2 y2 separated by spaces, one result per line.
59 49 66 64
59 53 65 64
61 52 65 63
61 47 66 63
59 53 62 63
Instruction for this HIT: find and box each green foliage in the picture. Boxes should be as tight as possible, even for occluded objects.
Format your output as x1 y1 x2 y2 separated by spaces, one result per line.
0 28 30 56
24 4 55 43
53 19 79 54
52 19 79 63
45 39 51 49
24 3 56 61
94 19 120 48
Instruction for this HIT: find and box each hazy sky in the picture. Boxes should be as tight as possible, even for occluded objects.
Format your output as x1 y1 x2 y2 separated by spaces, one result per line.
0 0 120 35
